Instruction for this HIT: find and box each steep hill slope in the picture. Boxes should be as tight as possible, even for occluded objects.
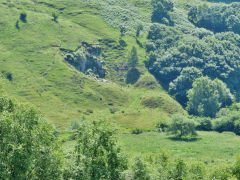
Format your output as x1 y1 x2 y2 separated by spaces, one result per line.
0 0 184 129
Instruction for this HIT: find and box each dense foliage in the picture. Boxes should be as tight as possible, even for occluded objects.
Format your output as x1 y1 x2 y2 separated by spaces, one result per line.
0 97 62 179
64 120 127 180
168 114 197 138
151 0 174 24
188 3 240 34
146 22 240 106
187 77 233 117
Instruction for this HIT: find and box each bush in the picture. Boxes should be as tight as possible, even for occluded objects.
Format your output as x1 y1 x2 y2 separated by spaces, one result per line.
188 162 206 180
109 107 119 114
52 12 58 23
20 12 27 23
196 118 212 131
213 111 240 134
132 128 143 134
170 159 187 179
131 158 150 180
119 39 127 47
126 67 140 84
168 114 197 138
210 166 233 180
86 109 93 114
233 156 240 180
70 119 81 130
155 122 168 132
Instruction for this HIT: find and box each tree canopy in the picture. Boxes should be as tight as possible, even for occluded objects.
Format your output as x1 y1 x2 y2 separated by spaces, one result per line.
0 97 62 179
168 114 197 138
64 120 127 180
146 23 240 105
187 77 233 117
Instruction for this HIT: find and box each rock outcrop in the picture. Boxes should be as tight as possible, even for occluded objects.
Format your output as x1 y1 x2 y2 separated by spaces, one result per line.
64 42 106 78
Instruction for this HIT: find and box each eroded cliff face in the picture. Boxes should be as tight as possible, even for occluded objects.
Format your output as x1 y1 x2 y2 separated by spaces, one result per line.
64 42 106 78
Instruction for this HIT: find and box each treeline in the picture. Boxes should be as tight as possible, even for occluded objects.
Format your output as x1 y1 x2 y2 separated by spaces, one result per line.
2 96 240 179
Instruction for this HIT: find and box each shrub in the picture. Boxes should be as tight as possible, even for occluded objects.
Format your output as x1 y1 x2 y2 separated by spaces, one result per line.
134 75 159 89
52 12 58 23
131 158 150 180
189 162 206 180
15 20 20 30
155 122 168 132
210 166 233 180
168 114 197 138
132 128 143 135
233 156 240 180
196 117 212 131
171 159 187 179
126 68 140 84
20 12 27 23
109 107 119 114
70 119 81 130
213 111 240 133
86 109 93 114
119 39 127 47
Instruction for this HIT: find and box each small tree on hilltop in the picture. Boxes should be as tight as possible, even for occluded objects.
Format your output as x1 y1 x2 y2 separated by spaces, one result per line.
168 114 197 138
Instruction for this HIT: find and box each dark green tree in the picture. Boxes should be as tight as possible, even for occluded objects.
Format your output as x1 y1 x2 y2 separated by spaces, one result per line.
169 67 202 106
151 0 173 23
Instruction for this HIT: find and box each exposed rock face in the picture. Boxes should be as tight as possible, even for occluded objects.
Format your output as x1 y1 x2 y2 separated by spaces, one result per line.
64 42 106 78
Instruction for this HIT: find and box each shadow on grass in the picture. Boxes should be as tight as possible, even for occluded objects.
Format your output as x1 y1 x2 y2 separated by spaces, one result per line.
168 136 200 142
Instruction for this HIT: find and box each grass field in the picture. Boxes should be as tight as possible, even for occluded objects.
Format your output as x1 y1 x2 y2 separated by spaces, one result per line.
119 131 240 166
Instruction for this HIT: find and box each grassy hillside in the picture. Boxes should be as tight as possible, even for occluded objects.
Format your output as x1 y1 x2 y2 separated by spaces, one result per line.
0 0 185 130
